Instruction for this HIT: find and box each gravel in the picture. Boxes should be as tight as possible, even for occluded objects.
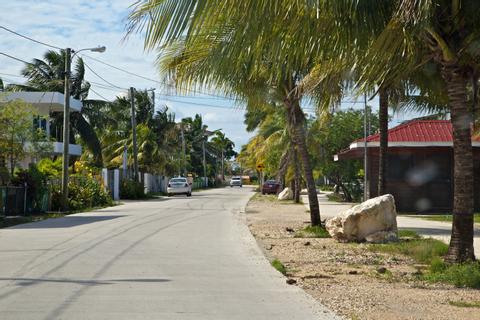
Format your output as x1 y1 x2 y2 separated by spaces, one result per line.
247 196 480 320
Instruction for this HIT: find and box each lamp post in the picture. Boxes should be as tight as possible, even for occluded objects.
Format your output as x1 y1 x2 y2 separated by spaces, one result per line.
62 46 106 211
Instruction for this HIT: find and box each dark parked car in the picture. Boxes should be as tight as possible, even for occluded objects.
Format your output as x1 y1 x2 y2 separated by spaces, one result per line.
262 180 281 195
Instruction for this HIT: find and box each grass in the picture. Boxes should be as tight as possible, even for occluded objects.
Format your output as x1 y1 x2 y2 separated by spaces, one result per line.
398 229 421 239
424 259 480 289
326 193 344 202
448 300 480 308
368 238 448 264
250 193 277 202
271 259 287 275
410 213 480 224
294 225 331 238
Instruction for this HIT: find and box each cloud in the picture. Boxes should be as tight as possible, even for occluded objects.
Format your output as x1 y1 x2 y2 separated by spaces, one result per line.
0 0 253 150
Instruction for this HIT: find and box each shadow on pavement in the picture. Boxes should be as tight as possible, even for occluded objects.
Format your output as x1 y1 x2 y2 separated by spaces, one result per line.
9 215 126 229
0 277 170 287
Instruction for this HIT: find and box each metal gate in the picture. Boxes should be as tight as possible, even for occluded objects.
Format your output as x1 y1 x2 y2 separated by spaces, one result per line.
0 186 26 216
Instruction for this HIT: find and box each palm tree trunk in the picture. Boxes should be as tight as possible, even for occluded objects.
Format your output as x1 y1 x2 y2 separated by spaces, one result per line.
441 63 475 263
378 88 389 196
285 99 321 226
293 147 301 203
70 113 103 167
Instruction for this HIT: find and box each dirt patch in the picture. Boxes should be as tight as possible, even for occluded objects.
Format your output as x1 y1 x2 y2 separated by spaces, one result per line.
247 195 480 320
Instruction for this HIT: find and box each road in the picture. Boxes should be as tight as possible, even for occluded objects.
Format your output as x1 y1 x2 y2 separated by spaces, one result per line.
0 187 338 320
302 192 480 255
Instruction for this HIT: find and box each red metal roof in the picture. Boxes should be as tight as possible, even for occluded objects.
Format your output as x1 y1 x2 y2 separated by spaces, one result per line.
357 120 480 143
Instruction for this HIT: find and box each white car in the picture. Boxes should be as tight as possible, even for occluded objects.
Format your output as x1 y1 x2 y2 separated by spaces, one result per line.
230 176 243 187
167 177 192 197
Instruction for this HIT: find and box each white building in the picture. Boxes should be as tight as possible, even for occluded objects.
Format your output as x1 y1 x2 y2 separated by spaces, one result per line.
0 92 83 168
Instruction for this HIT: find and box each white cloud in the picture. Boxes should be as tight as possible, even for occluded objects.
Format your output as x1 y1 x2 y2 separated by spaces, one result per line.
0 0 253 150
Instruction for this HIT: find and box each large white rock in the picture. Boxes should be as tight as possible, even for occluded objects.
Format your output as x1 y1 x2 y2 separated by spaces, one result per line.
325 194 398 242
278 187 293 200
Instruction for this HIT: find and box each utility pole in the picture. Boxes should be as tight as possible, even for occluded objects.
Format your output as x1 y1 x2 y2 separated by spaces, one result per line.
203 137 207 187
130 87 139 181
363 93 369 201
221 149 224 181
180 126 187 176
61 48 71 211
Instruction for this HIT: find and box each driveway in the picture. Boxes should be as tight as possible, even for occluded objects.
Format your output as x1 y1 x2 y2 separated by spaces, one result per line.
302 193 480 256
0 187 338 320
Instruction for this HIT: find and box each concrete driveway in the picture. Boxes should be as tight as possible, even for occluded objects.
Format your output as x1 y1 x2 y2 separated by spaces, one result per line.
0 187 338 320
302 192 480 256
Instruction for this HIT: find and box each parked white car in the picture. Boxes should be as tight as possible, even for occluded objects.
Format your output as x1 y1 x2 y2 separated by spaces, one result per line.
230 176 243 187
167 177 192 197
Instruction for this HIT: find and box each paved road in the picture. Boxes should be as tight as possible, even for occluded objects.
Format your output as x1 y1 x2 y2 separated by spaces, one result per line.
0 187 338 320
302 193 480 255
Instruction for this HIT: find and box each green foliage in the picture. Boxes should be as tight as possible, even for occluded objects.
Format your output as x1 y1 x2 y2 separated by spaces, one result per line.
0 100 50 175
424 261 480 289
271 259 287 275
309 109 379 202
294 225 330 238
11 164 49 213
51 175 112 211
120 179 146 200
368 238 448 264
37 158 62 177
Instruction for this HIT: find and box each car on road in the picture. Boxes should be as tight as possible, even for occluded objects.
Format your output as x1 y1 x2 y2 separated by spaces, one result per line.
262 180 281 195
230 176 243 187
167 177 192 197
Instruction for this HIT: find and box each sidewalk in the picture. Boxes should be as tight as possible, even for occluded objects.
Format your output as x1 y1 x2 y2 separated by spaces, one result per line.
302 192 480 256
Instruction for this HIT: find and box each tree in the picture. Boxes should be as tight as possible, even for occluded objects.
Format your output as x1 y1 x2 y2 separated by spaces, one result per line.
0 100 51 176
210 131 236 180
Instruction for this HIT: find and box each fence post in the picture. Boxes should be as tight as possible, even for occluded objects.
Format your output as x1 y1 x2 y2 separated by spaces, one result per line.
113 169 120 201
102 168 108 193
23 182 27 215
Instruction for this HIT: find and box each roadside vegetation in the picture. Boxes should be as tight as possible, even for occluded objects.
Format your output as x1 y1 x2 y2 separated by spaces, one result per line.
412 214 480 224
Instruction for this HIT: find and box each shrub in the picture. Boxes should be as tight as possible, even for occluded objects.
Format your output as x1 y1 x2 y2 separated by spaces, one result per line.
37 158 62 177
51 175 112 211
120 179 146 199
11 164 48 212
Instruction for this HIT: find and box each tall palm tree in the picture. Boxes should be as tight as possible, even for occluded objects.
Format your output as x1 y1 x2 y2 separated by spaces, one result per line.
7 50 104 166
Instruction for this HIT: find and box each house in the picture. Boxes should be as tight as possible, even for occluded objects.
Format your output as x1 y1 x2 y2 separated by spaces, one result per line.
334 120 480 212
0 92 83 168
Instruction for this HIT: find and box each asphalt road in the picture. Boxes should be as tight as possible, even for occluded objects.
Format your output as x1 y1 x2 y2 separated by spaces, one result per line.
0 187 338 320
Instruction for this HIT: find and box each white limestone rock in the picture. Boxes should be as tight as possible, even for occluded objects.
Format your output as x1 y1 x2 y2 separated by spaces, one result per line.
278 187 293 200
325 194 398 242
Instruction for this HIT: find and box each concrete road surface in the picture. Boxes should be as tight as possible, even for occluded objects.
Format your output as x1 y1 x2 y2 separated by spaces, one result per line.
0 187 338 320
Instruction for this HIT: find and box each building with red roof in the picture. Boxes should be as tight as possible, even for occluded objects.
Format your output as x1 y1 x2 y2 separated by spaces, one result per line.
335 120 480 212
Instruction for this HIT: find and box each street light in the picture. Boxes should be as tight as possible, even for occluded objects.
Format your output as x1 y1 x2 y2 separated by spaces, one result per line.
62 46 106 211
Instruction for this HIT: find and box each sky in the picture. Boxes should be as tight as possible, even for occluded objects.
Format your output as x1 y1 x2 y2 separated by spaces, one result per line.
0 1 421 151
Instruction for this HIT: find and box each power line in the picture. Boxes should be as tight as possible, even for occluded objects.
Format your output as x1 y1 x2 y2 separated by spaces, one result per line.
88 87 113 102
81 53 238 101
164 98 244 110
0 51 36 66
0 25 62 50
83 61 128 90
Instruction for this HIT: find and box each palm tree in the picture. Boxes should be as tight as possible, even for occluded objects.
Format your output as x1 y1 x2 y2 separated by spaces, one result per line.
7 50 104 166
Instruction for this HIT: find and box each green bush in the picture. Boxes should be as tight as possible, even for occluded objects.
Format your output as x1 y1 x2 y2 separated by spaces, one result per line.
120 179 146 199
37 158 62 177
51 175 112 211
11 164 48 213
